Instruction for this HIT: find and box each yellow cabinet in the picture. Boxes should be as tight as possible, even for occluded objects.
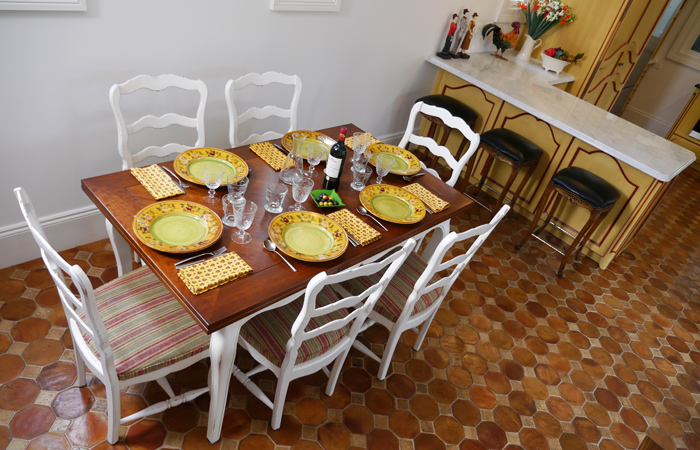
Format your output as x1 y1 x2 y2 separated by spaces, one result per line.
666 86 700 170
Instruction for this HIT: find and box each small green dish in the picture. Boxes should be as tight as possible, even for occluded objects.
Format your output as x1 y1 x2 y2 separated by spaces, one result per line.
311 189 345 208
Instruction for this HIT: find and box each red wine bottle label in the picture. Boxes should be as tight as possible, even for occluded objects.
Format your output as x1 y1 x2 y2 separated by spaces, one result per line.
325 155 343 178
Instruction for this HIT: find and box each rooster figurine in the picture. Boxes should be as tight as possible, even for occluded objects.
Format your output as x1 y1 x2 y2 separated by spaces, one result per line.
481 21 521 60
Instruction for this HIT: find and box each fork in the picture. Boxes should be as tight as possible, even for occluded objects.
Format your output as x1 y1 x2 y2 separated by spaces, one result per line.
175 246 227 268
161 166 190 189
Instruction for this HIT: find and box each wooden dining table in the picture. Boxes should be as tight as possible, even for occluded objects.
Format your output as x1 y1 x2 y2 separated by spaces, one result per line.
81 123 474 442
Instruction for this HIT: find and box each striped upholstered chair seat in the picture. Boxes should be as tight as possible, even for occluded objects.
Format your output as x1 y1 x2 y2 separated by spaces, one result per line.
239 286 352 367
80 266 210 381
341 251 441 322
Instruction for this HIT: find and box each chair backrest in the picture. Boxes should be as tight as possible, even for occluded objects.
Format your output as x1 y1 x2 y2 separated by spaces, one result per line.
400 205 509 322
14 187 115 381
280 239 416 372
225 72 302 147
398 101 480 187
110 74 208 170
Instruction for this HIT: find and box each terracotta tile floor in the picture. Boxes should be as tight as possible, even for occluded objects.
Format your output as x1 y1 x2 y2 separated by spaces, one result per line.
2 169 700 450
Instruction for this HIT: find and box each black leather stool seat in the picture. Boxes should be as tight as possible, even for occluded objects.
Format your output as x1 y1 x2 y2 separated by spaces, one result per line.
480 128 543 164
551 167 620 209
416 94 478 126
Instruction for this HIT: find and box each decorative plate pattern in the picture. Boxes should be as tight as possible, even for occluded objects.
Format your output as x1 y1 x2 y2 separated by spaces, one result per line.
268 211 348 262
174 148 249 186
281 131 336 161
132 201 222 254
366 144 421 176
359 184 426 224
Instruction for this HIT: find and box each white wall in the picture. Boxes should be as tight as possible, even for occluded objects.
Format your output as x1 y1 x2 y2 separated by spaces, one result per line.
621 0 700 136
0 0 501 268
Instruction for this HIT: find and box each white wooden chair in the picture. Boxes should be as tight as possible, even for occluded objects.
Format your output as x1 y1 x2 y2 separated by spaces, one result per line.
225 72 302 147
14 187 211 444
398 100 481 259
109 74 207 170
338 205 509 380
232 239 416 429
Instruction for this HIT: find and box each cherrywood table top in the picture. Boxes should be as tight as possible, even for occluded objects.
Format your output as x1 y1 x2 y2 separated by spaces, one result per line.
81 124 474 334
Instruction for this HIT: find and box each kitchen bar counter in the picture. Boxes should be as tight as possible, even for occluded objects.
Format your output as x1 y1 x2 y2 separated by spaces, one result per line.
426 53 695 269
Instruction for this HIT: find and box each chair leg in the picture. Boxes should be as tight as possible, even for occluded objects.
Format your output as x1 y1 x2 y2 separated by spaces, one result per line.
534 192 563 237
516 185 554 250
326 348 352 396
457 151 478 193
378 327 405 381
414 308 440 351
477 154 496 192
271 374 291 430
508 161 537 216
557 210 597 278
574 210 608 261
106 381 122 444
492 163 519 214
74 348 87 386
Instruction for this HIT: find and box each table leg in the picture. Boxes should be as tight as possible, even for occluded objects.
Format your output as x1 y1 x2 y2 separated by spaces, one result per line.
206 322 242 443
106 219 133 277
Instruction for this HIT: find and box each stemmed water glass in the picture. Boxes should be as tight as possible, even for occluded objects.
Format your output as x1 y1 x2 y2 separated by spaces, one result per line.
374 153 394 184
232 201 257 245
305 142 326 178
289 176 314 211
351 132 371 172
202 163 226 203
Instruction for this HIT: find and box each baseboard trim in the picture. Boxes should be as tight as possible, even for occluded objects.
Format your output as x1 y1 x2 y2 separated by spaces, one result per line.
0 205 107 269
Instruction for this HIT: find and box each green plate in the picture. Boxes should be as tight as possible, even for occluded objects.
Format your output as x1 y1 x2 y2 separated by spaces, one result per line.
366 144 421 176
133 201 222 253
174 148 249 186
310 189 345 208
358 184 426 224
268 211 348 262
281 130 335 161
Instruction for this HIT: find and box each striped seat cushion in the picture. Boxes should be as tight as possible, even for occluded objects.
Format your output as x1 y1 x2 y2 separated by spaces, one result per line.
80 266 209 381
340 251 441 323
240 286 351 367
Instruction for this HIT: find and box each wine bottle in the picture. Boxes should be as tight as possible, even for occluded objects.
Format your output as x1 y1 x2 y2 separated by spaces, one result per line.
322 127 348 191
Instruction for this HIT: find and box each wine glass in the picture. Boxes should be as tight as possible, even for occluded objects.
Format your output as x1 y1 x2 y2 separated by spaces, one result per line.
227 175 249 201
374 153 394 184
202 163 226 203
305 142 326 178
232 201 257 245
289 176 314 211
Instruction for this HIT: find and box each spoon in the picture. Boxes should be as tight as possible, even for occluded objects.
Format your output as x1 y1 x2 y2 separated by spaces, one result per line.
264 239 297 272
402 173 425 182
356 206 389 231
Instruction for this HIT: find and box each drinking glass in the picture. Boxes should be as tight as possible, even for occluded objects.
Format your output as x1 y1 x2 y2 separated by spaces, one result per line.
351 166 373 191
203 163 226 203
281 133 305 185
264 182 288 214
305 142 326 178
227 175 249 201
351 132 371 172
289 176 314 211
374 153 394 184
222 194 238 227
232 201 257 245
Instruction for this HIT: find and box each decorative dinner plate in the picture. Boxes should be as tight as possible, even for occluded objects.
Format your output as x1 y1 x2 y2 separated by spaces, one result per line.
174 148 249 186
366 144 421 176
359 184 426 224
281 131 335 161
268 211 348 262
133 201 222 253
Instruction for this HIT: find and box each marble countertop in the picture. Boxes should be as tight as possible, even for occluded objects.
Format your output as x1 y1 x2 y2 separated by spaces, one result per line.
427 53 696 182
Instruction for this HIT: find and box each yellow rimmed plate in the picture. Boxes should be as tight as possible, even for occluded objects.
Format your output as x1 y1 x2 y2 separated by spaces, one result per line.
359 184 426 224
268 211 348 262
132 201 222 254
174 148 249 186
281 131 336 161
366 144 421 176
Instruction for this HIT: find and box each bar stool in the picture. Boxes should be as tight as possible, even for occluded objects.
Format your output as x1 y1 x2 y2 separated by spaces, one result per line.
415 94 479 168
515 166 620 277
463 128 544 214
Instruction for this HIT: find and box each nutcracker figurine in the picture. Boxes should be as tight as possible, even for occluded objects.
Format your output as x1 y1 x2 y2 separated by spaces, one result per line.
458 12 478 59
437 14 458 59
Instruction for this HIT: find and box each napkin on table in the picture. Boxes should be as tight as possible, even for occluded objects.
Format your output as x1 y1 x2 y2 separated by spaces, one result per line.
403 183 450 213
327 209 382 246
130 164 184 200
249 142 287 171
177 252 253 295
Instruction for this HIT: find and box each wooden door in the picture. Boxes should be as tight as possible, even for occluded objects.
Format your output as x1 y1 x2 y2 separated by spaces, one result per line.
581 0 671 110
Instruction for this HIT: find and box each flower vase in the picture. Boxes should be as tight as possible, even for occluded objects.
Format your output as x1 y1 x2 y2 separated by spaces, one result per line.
540 53 570 74
516 35 542 62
